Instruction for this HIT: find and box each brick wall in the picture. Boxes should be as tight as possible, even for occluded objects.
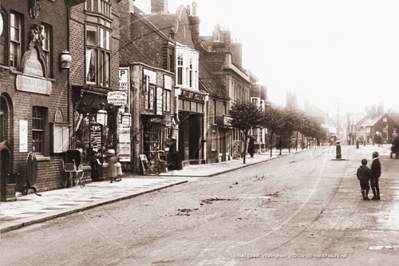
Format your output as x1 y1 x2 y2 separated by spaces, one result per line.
70 4 85 85
0 0 70 193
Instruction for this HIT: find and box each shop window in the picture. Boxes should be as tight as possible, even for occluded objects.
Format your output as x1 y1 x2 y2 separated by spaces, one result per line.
32 107 47 153
177 54 183 85
10 12 22 68
41 23 52 77
85 23 111 87
85 0 111 17
0 10 7 65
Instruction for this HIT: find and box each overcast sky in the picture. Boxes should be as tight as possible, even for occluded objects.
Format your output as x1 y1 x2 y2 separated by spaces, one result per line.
135 0 399 114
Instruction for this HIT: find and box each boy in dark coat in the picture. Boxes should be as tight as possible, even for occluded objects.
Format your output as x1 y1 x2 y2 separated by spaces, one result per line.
357 159 372 200
370 152 381 200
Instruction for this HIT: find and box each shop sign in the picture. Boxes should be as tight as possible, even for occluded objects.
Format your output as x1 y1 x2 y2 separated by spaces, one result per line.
156 87 163 115
16 75 52 95
119 67 129 92
164 75 172 90
108 91 127 106
193 93 204 101
118 143 131 162
181 90 193 99
144 69 157 84
20 120 28 152
224 116 233 127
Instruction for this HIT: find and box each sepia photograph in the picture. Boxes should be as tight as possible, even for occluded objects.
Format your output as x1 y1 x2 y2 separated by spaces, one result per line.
1 0 399 265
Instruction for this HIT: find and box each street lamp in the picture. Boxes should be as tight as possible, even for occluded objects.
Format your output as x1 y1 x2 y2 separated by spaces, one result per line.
97 102 108 126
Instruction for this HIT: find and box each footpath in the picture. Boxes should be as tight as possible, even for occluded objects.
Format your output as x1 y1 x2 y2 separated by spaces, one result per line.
0 148 303 233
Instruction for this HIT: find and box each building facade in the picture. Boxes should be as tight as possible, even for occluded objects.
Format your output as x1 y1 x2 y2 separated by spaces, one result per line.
68 0 121 180
1 0 74 201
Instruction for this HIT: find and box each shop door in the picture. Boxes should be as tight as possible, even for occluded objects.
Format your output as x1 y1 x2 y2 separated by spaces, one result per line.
189 114 201 160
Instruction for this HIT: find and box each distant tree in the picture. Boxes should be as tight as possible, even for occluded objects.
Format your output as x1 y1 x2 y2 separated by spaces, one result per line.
229 101 263 164
261 105 285 157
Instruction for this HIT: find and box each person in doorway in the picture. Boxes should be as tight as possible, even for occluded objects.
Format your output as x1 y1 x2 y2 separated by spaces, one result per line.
356 159 372 200
370 152 381 200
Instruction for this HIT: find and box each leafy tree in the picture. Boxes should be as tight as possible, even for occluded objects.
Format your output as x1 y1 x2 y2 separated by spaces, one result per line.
229 101 263 164
261 105 285 157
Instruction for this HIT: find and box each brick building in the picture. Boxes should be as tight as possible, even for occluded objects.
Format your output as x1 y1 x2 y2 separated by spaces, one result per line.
69 0 121 181
198 24 252 161
0 0 73 201
120 0 207 172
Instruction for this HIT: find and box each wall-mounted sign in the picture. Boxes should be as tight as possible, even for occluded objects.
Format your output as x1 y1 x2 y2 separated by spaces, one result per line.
108 91 127 106
20 120 28 152
164 75 172 90
144 69 157 84
119 67 129 92
16 75 52 95
156 87 163 115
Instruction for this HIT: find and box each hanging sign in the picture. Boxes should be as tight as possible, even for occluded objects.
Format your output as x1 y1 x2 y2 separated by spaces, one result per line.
108 91 127 106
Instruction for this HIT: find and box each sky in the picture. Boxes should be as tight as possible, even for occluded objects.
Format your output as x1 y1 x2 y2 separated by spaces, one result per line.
134 0 399 114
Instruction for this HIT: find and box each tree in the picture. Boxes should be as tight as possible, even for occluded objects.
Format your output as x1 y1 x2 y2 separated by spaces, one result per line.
261 105 285 157
229 101 263 164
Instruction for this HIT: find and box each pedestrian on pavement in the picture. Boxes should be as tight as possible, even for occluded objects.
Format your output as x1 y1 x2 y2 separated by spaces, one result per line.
370 152 381 200
106 149 118 183
248 138 255 158
356 159 372 200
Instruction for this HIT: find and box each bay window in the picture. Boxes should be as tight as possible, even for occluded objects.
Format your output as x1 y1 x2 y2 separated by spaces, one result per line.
177 54 183 85
85 0 111 17
85 23 111 87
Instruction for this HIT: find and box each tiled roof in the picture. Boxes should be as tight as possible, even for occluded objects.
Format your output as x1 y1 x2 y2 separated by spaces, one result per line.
387 112 399 126
197 46 229 100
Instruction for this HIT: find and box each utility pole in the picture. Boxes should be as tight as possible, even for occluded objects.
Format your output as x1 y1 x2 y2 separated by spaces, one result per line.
335 97 342 141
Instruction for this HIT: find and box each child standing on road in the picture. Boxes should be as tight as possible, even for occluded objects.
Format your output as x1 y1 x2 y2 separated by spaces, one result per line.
357 159 372 200
370 152 381 200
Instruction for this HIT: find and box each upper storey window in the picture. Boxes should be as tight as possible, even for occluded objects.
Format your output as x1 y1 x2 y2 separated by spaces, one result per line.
85 0 111 17
85 23 111 87
176 45 199 90
0 10 6 65
10 12 22 68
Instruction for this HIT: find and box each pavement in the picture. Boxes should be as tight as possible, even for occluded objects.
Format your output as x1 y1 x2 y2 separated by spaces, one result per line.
0 148 305 233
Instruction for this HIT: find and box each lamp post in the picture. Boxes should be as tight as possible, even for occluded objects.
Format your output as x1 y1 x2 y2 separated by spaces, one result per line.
97 102 107 126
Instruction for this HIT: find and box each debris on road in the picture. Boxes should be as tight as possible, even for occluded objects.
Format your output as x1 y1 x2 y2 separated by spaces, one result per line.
174 208 199 216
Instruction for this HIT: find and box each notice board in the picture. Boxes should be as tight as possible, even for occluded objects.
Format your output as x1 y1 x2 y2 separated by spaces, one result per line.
139 154 150 175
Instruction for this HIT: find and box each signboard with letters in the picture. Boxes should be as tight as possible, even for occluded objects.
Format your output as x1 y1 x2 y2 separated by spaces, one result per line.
144 69 157 84
16 75 52 95
156 87 163 115
164 75 172 90
108 91 127 106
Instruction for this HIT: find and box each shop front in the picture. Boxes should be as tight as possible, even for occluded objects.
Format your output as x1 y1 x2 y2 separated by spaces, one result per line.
128 63 175 174
72 86 118 181
177 89 207 166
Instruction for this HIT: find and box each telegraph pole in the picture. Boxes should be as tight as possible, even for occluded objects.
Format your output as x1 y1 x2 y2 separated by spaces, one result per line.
335 97 342 140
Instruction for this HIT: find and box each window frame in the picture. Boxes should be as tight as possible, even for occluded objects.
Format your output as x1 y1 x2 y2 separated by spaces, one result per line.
41 23 52 77
0 9 7 66
85 22 111 87
10 11 22 68
85 0 112 18
32 106 47 154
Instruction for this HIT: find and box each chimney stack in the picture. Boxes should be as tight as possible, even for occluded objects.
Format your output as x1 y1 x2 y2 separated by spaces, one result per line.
189 2 200 45
151 0 168 14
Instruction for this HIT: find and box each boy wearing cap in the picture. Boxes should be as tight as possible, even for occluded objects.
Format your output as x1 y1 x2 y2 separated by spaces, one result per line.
370 152 381 200
357 159 372 200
